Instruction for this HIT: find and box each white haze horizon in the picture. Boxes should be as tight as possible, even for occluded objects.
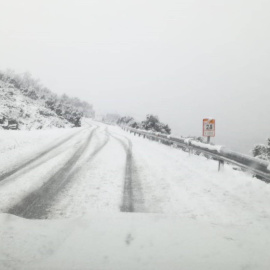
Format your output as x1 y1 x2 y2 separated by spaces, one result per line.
1 0 270 154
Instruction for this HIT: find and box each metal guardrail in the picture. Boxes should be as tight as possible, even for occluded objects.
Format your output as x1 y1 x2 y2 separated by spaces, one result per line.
122 126 270 183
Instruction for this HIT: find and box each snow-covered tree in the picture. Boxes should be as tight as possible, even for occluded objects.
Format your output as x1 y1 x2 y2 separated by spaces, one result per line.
117 116 139 128
252 142 270 161
141 114 171 134
118 114 171 134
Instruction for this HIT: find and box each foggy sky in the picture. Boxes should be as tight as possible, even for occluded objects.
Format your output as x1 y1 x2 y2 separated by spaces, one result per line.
1 0 270 154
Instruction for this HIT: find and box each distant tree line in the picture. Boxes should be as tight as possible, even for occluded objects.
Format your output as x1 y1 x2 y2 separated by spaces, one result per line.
117 114 171 134
0 69 94 126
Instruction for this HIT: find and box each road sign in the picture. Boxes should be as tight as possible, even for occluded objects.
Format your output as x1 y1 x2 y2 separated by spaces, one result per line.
203 118 215 137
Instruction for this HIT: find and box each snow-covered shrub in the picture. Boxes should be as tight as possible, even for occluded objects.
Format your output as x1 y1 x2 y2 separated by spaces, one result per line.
118 114 171 134
252 143 270 161
141 114 171 134
0 69 94 127
117 116 139 128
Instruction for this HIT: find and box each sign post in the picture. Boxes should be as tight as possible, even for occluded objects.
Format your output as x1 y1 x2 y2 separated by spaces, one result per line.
203 118 215 144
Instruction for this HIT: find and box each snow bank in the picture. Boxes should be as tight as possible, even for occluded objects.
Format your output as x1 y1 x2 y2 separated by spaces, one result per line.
129 128 224 153
0 213 269 270
190 140 224 153
184 138 192 144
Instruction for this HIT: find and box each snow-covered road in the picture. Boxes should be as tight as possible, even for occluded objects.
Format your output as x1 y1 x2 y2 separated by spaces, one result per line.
0 120 270 269
1 119 270 223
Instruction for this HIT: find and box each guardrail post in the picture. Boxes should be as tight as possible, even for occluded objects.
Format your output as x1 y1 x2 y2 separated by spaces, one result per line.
218 160 224 172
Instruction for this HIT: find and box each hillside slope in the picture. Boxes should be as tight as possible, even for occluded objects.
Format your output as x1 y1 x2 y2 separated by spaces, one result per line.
0 80 72 130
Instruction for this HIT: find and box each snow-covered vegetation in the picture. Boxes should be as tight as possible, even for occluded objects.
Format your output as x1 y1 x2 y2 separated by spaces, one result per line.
0 70 95 130
252 139 270 161
117 114 171 134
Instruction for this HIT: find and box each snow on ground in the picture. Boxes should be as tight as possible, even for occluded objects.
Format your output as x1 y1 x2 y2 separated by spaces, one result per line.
48 126 127 218
0 120 270 269
116 127 270 226
0 213 269 270
0 127 82 179
0 128 92 212
0 128 75 154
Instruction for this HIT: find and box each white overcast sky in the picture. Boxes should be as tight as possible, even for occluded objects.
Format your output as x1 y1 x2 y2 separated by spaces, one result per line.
1 0 270 153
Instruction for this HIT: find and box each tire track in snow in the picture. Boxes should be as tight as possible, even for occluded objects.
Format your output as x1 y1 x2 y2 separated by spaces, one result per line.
6 127 97 219
46 128 111 218
111 133 144 213
0 127 87 183
86 127 110 163
0 132 88 187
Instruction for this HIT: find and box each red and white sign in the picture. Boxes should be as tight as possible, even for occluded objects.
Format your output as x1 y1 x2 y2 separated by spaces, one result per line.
203 118 215 137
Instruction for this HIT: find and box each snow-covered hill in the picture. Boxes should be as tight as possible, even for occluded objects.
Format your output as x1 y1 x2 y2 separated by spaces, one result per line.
0 80 72 130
